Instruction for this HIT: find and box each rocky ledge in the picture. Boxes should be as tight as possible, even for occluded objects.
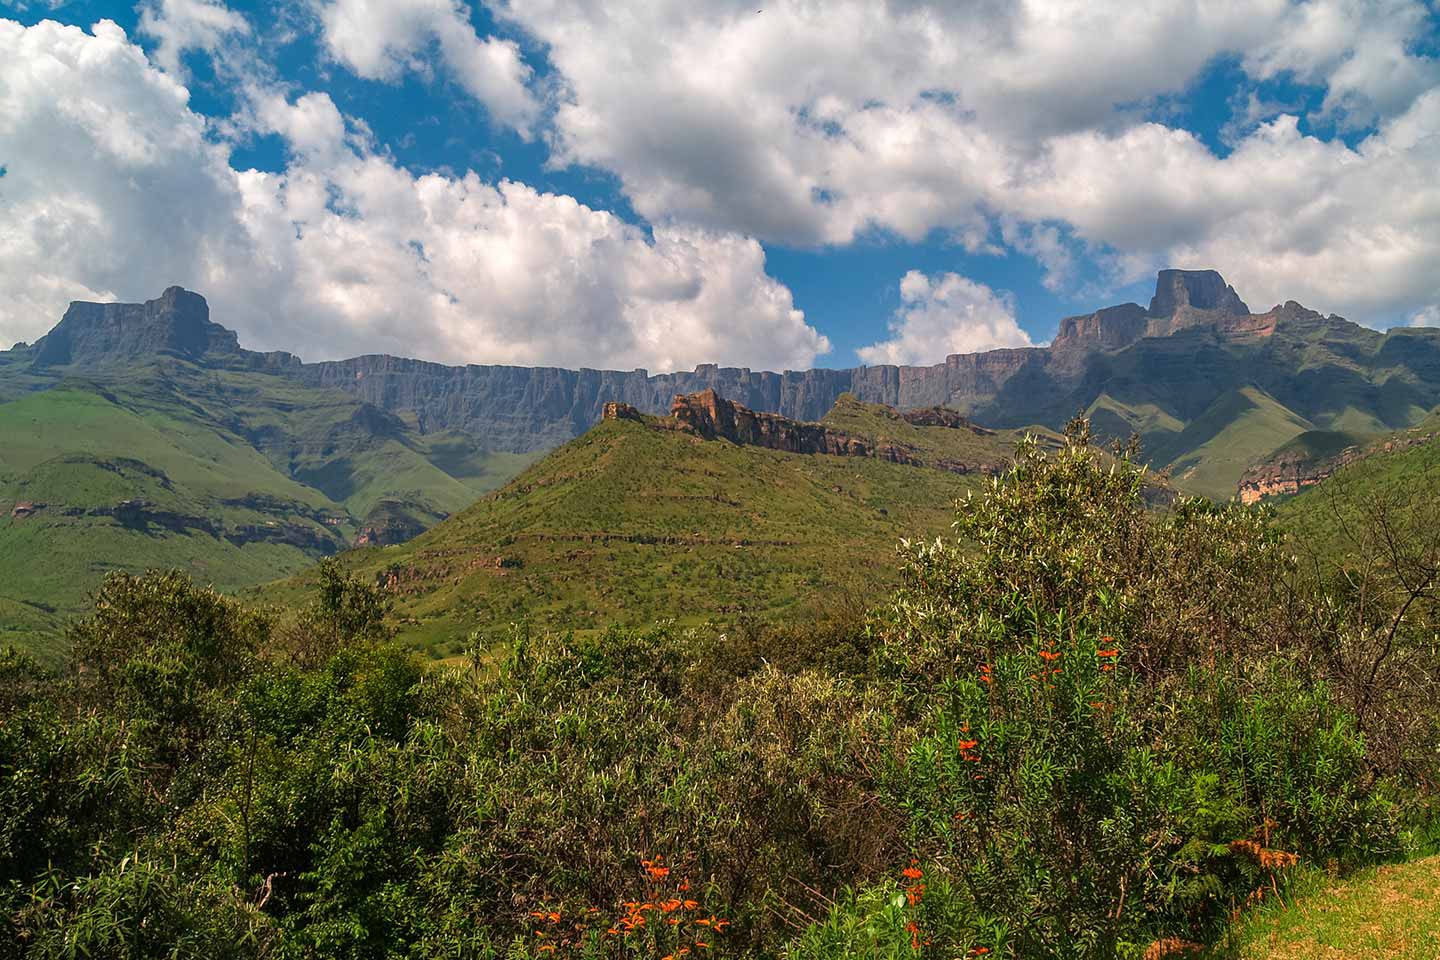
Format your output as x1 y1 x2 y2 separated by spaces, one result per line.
1237 429 1438 504
605 390 1004 475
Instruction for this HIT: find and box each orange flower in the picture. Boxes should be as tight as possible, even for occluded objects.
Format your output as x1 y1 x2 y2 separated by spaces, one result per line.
1101 664 1114 672
957 739 979 751
1097 648 1119 658
901 860 924 880
1039 649 1062 661
695 942 709 949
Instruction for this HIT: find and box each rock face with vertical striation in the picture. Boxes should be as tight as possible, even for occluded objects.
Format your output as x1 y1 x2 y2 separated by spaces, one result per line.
11 269 1440 503
1146 269 1251 335
29 287 240 367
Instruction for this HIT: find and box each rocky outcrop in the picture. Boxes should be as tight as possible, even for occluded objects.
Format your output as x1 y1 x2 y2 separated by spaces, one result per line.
605 390 1004 475
1147 269 1250 334
1236 456 1336 505
1237 429 1438 504
666 389 917 461
354 501 435 547
899 405 996 433
1053 303 1150 353
30 287 240 368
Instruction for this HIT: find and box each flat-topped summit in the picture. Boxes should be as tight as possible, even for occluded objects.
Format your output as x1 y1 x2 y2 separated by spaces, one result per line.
1149 268 1249 319
30 286 241 368
1053 269 1256 352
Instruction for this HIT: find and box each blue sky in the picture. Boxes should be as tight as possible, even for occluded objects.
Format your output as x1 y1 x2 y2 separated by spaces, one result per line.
1 1 1438 370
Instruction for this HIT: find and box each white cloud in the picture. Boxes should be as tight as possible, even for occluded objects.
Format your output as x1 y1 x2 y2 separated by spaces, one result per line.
136 0 250 76
1411 305 1440 327
857 271 1032 366
0 19 828 372
491 0 1440 324
1010 98 1440 322
313 0 539 134
1244 0 1440 128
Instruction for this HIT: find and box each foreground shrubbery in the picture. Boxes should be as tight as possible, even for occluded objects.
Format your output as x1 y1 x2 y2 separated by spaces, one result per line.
2 422 1435 958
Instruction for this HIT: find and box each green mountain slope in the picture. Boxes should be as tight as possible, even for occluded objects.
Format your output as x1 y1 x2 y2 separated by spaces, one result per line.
0 296 536 660
272 399 1062 655
1145 385 1316 499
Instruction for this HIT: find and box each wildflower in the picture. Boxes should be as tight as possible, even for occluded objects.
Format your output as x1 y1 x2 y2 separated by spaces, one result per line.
901 860 923 880
683 899 698 909
1039 649 1062 661
1097 648 1119 658
957 739 979 751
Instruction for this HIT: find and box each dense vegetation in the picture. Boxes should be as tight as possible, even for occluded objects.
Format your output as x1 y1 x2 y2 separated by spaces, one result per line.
2 421 1436 957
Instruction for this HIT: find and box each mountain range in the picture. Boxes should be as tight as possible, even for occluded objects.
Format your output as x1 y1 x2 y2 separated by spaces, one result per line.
4 268 1439 654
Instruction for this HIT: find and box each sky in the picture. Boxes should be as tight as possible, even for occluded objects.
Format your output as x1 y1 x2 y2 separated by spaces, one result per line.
0 0 1437 372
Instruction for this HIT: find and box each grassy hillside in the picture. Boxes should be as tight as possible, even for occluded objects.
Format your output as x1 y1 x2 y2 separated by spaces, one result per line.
274 402 1057 655
0 366 534 660
1149 386 1316 499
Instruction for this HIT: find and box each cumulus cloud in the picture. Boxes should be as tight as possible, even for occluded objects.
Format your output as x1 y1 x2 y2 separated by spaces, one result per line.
313 0 539 134
1010 98 1440 321
857 272 1032 366
492 0 1440 324
136 0 250 76
1244 0 1440 128
0 19 828 371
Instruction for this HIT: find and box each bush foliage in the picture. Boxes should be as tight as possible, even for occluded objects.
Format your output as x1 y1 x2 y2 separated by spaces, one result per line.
2 423 1435 958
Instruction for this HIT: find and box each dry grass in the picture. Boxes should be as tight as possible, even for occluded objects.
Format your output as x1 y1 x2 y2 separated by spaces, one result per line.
1227 855 1440 959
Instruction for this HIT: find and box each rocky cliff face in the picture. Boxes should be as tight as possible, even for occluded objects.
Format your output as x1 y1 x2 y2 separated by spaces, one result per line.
30 287 240 367
1238 429 1438 504
12 269 1399 461
605 390 1005 475
1150 268 1249 319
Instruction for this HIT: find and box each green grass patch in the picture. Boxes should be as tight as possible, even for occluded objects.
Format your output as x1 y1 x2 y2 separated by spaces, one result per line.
1225 857 1440 959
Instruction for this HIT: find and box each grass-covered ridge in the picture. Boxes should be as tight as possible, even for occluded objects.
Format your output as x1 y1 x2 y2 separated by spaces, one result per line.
277 397 1061 654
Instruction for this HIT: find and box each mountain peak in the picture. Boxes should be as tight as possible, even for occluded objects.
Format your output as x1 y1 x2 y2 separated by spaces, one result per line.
30 287 241 368
1149 269 1249 320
